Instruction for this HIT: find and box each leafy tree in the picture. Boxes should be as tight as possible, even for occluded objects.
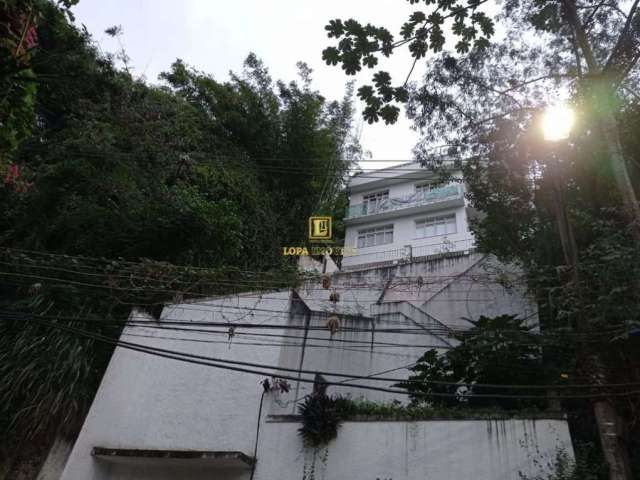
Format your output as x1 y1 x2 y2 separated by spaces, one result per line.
323 0 640 238
159 57 361 247
0 0 77 179
323 2 640 478
397 315 554 410
0 2 360 472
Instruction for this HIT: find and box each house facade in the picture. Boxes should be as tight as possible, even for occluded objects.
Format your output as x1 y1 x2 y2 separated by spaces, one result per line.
342 162 476 269
54 163 574 480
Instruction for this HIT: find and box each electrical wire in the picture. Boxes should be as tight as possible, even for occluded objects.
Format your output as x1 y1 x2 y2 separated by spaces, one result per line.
121 329 451 350
17 315 640 393
1 247 533 283
1 309 628 344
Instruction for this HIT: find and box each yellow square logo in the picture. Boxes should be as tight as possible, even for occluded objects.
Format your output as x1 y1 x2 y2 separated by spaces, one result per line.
309 216 332 240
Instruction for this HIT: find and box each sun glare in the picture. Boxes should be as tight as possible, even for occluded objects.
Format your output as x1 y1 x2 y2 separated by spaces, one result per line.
542 104 575 142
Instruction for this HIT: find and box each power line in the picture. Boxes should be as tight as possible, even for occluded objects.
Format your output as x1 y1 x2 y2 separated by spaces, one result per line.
110 325 589 364
17 145 440 177
0 247 304 276
1 308 628 343
0 276 543 304
3 247 526 281
0 260 530 291
0 271 565 305
0 311 603 369
119 332 451 355
0 274 549 308
25 316 640 399
120 327 453 350
6 313 630 390
21 141 454 164
0 309 596 337
15 151 468 182
9 246 632 286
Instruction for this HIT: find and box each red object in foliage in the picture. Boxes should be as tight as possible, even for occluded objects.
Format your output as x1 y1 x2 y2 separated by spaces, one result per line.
9 12 38 57
24 25 38 50
3 164 20 185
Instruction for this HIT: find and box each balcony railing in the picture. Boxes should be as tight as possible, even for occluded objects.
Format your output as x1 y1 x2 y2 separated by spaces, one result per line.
346 184 462 220
341 237 476 269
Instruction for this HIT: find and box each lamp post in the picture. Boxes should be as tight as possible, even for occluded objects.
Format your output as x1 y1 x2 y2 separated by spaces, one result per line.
541 104 632 480
542 104 578 270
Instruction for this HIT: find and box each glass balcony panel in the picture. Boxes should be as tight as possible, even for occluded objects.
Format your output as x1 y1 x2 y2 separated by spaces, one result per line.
346 184 462 220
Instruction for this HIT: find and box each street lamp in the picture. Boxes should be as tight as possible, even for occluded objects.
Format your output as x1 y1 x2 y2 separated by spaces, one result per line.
542 104 574 141
541 103 578 268
542 102 633 479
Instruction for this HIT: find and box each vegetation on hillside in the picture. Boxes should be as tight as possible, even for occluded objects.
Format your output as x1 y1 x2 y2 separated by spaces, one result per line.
0 0 360 466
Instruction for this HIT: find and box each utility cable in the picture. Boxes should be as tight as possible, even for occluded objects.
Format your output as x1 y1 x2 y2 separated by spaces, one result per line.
21 315 640 393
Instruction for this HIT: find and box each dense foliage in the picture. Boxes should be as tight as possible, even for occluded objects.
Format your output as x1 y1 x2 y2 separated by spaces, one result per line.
519 445 608 480
0 0 360 467
298 394 354 447
396 315 558 410
298 390 550 448
323 1 640 477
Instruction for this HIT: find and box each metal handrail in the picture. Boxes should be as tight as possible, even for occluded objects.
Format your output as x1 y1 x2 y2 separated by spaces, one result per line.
340 237 476 269
346 184 462 219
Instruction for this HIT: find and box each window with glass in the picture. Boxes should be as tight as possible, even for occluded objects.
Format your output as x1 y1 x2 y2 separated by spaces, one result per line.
415 214 456 238
357 225 394 248
414 182 432 196
362 190 389 214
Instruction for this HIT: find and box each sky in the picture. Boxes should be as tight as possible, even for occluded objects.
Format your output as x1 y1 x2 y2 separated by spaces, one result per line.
71 1 426 168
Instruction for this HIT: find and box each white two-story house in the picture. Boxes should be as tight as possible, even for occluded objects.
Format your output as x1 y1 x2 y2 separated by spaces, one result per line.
342 161 476 269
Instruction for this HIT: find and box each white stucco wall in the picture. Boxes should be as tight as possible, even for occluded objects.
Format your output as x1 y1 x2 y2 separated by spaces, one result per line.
252 417 572 480
348 175 423 205
270 310 451 412
349 161 426 194
348 166 464 204
60 256 556 480
418 259 537 330
60 293 292 480
342 206 475 268
344 165 472 268
64 415 573 480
